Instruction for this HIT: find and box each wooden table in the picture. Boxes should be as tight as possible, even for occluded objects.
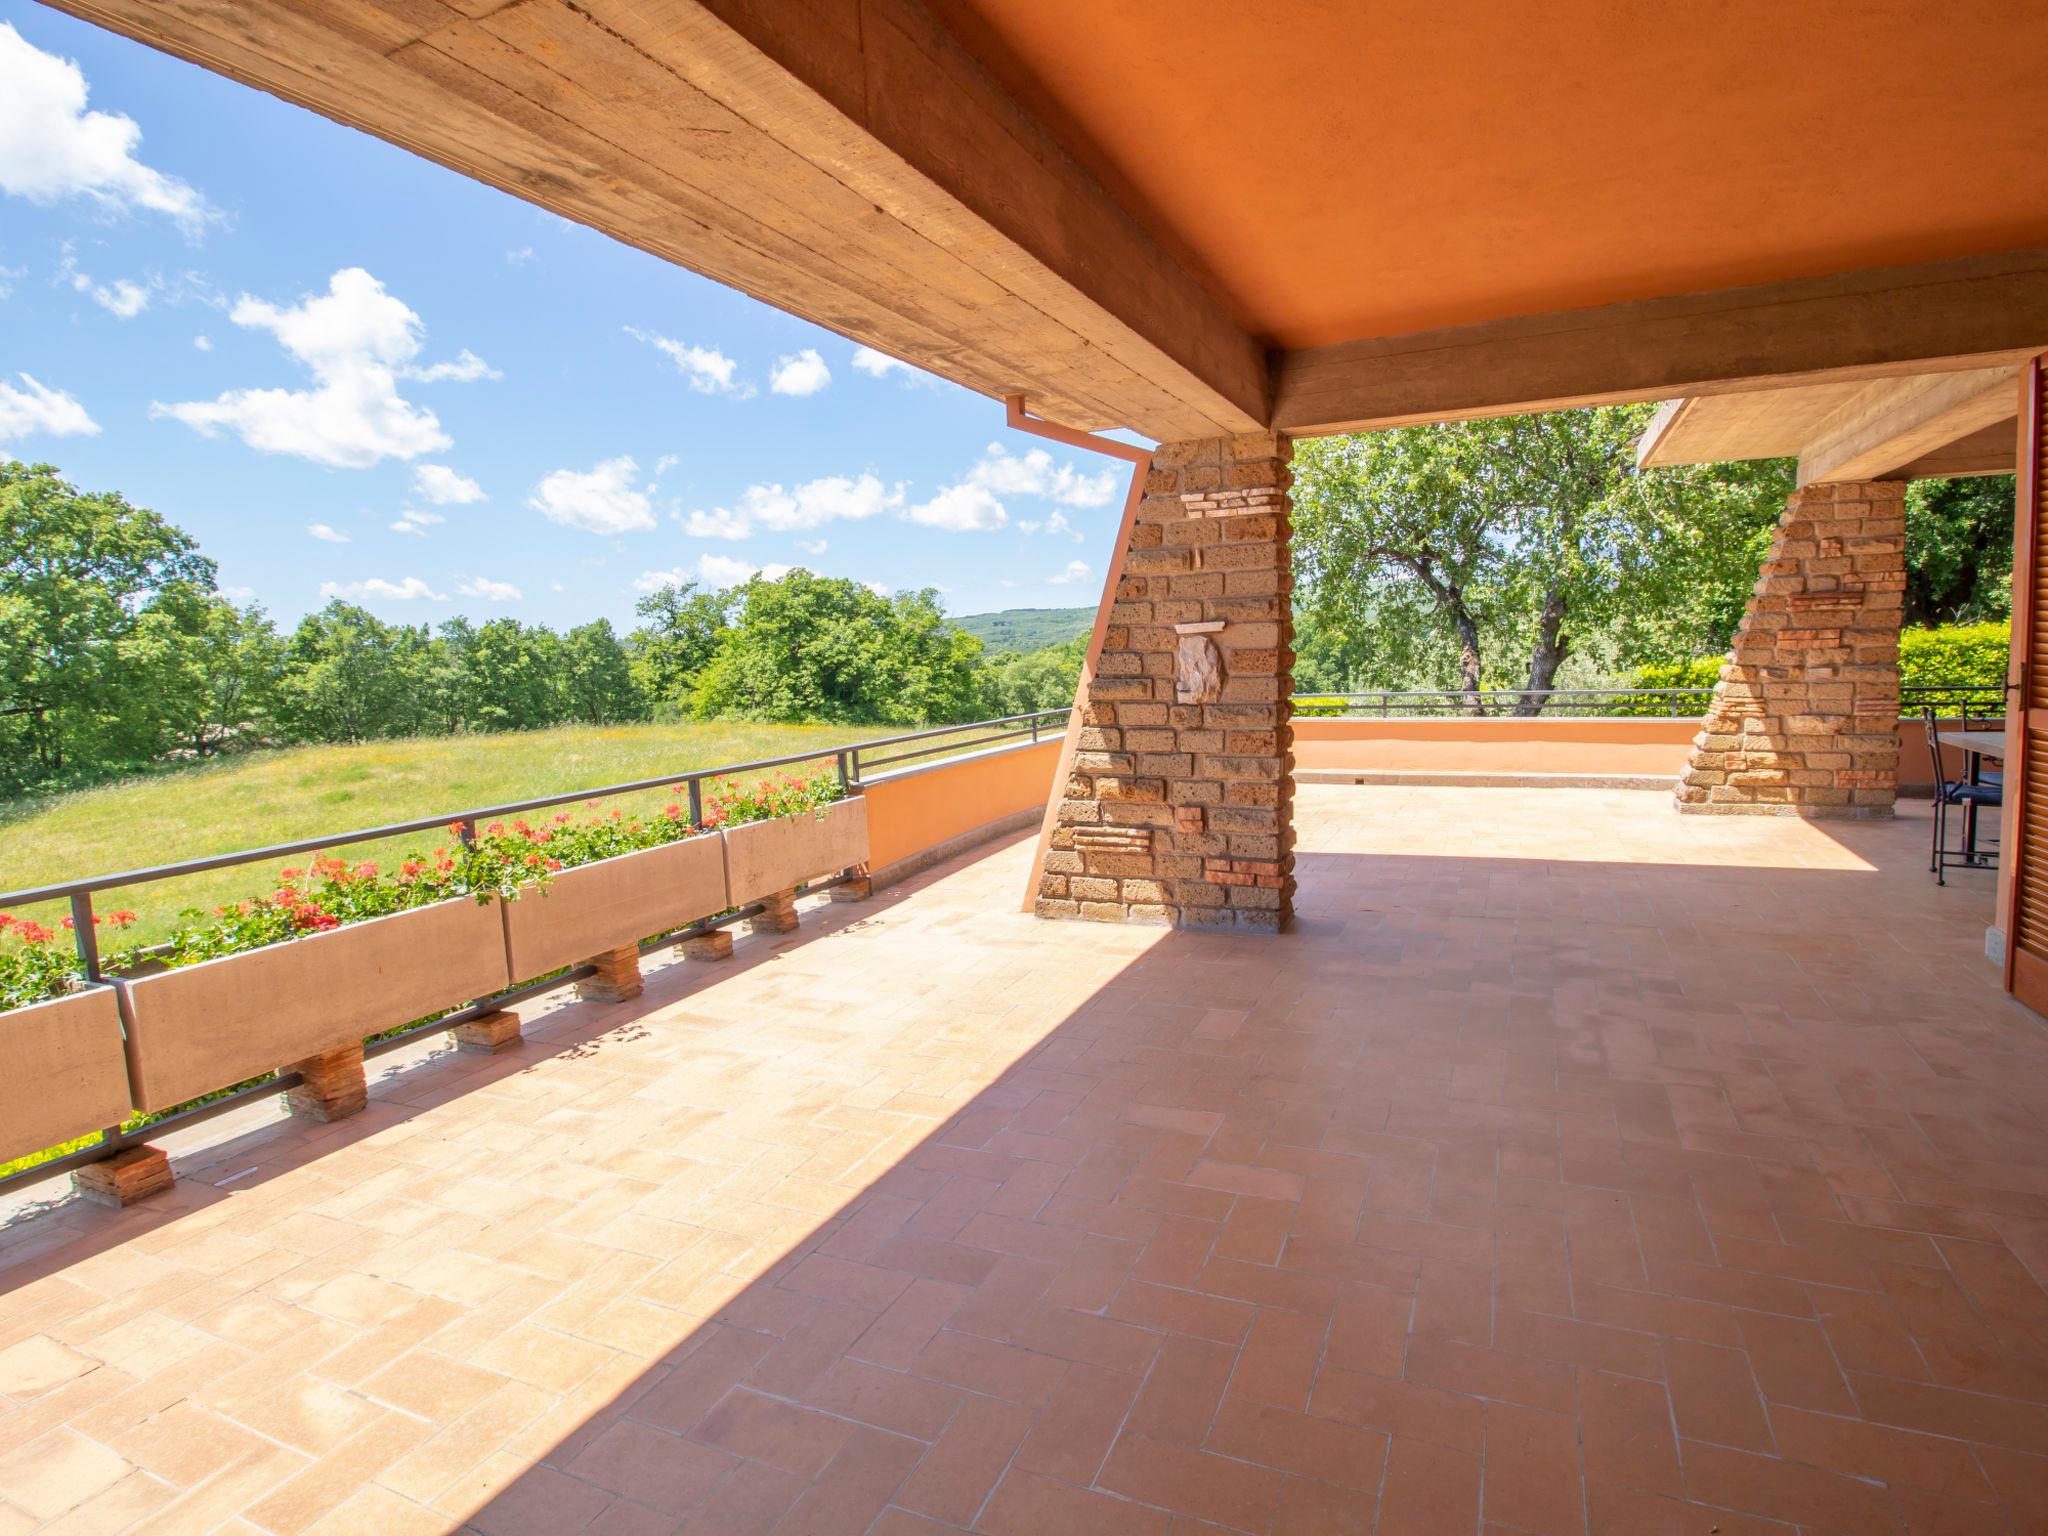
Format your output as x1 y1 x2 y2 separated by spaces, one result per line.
1946 728 2006 863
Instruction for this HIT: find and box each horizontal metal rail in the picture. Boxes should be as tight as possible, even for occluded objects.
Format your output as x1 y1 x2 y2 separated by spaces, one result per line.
1294 684 2010 718
0 711 1072 912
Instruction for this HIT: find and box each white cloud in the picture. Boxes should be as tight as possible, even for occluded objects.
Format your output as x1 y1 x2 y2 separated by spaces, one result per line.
0 374 97 440
402 348 498 384
683 504 751 540
412 463 484 505
769 348 831 397
192 333 212 351
58 247 155 319
683 473 900 539
0 23 218 236
862 580 891 597
528 455 655 535
698 554 769 589
906 482 1007 532
637 554 790 591
217 584 255 601
155 268 475 468
458 576 523 602
797 538 827 556
320 576 446 602
1018 509 1085 541
505 246 537 268
307 523 351 544
968 442 1117 508
86 275 150 318
625 328 751 397
1048 559 1093 586
389 508 443 537
851 345 918 380
654 453 679 475
0 263 23 299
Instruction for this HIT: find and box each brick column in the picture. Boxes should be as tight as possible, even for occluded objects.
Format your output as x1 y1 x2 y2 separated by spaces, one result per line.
1036 433 1295 931
1677 480 1906 817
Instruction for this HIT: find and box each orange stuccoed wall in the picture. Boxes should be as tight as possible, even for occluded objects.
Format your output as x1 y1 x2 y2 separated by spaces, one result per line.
862 741 1064 878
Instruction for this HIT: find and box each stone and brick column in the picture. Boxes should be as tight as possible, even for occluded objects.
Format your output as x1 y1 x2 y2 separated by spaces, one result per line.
1035 433 1295 930
1677 480 1906 817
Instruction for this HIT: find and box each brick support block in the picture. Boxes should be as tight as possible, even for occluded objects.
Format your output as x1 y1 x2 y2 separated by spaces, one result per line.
72 1145 172 1207
748 888 800 935
681 929 735 961
1678 479 1905 820
828 875 873 903
577 944 643 1003
284 1043 368 1122
450 1010 522 1054
1037 432 1295 931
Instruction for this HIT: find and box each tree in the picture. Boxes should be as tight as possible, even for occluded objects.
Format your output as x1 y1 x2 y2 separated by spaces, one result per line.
981 634 1085 716
628 581 733 714
1903 475 2015 625
0 461 217 782
561 620 646 724
277 602 429 743
464 618 563 733
116 585 284 758
1291 407 1791 713
691 571 987 724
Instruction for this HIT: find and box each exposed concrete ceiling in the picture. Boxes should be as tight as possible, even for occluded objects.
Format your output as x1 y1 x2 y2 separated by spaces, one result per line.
1638 368 2023 484
46 0 2048 441
928 0 2048 350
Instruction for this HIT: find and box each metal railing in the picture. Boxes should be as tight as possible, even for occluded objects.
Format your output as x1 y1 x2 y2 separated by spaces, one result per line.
1293 684 2013 720
1292 688 1715 718
0 708 1075 1193
0 707 1075 969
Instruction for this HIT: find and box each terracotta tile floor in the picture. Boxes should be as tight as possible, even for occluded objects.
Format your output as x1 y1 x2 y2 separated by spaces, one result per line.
3 785 2047 1534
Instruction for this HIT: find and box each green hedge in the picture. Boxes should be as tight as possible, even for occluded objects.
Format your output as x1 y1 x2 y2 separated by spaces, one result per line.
1899 622 2009 693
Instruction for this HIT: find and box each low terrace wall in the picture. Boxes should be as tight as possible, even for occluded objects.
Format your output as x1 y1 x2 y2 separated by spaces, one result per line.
862 738 1062 887
1290 714 1969 796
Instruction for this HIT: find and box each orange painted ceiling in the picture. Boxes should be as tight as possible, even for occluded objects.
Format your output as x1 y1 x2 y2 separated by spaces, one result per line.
926 0 2048 350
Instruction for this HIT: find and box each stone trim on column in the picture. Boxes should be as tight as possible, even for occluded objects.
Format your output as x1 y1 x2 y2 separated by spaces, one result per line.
1677 480 1906 817
1036 433 1295 931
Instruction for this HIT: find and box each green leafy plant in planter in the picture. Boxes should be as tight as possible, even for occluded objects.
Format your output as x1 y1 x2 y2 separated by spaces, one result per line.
0 764 846 1011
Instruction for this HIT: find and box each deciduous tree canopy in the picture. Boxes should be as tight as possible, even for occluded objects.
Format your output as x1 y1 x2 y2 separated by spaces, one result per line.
1290 406 1794 712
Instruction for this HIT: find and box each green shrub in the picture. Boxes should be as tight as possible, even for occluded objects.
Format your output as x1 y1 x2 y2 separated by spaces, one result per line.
1899 621 2009 693
1608 657 1724 716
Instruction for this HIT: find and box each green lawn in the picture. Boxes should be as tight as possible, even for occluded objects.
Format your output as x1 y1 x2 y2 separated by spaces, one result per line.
0 719 988 947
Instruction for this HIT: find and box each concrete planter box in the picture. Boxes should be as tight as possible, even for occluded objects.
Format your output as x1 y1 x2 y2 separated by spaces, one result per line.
723 796 869 906
0 987 134 1164
120 896 510 1112
501 833 728 982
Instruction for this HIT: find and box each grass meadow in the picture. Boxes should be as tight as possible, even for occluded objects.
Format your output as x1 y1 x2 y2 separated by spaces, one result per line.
0 718 1008 946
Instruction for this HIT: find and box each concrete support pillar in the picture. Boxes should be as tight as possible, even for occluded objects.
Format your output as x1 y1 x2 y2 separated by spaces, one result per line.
577 945 643 1003
284 1043 368 1122
72 1145 172 1207
748 889 800 935
1678 480 1906 817
450 1010 522 1053
1037 432 1295 930
681 929 734 961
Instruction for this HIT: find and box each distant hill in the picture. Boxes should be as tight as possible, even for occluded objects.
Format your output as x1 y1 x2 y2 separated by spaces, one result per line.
954 606 1092 652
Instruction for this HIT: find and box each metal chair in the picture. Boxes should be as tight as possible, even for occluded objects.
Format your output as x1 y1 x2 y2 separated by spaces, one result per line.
1924 708 2000 885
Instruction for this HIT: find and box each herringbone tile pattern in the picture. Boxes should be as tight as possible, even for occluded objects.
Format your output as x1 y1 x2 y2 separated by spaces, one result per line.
2 786 2045 1533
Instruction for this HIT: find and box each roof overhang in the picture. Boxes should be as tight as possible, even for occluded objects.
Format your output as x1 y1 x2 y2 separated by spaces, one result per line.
43 0 2048 442
1638 365 2024 484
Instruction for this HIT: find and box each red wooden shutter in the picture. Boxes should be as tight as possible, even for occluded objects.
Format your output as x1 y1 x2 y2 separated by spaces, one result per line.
2006 355 2048 1006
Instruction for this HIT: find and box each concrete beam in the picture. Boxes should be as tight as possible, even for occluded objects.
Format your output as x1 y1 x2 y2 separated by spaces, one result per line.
50 0 1265 441
1272 250 2048 435
1795 366 2018 485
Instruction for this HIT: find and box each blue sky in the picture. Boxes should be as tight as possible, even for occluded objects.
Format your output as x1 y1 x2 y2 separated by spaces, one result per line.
0 4 1124 629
